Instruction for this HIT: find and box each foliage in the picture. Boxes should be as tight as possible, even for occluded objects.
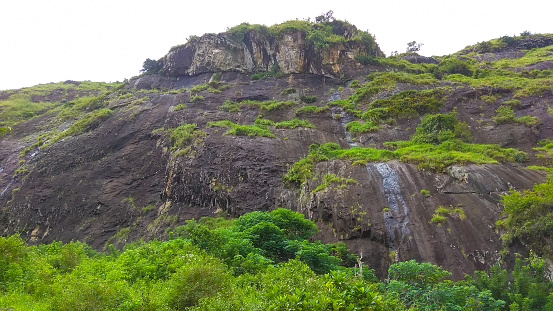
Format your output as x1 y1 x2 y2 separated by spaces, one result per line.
219 99 296 112
0 81 120 127
57 108 113 139
207 120 276 138
251 63 283 80
280 87 296 95
226 16 378 56
406 41 423 53
0 126 11 137
493 105 540 126
362 89 444 123
140 58 163 74
469 256 553 311
386 260 504 310
169 123 205 150
355 54 381 65
273 117 315 129
299 94 318 103
498 174 553 256
411 112 459 144
345 120 380 135
173 103 187 111
295 105 329 115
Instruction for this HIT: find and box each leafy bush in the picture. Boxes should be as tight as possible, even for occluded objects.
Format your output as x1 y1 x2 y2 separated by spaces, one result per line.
299 95 317 103
140 58 163 74
251 63 283 80
274 118 315 129
354 54 380 65
411 112 458 144
498 175 553 256
173 103 187 111
280 87 296 95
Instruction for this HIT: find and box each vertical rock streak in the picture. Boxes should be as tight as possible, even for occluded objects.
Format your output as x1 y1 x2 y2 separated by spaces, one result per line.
369 162 412 251
329 90 357 147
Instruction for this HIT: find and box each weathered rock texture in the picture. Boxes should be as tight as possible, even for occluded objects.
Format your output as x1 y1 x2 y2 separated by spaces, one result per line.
162 29 383 78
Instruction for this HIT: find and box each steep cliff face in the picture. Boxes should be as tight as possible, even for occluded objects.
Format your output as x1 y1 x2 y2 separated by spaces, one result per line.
162 21 383 78
1 28 552 278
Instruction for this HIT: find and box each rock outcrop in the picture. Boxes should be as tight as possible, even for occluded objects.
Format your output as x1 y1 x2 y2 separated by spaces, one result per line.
161 23 384 78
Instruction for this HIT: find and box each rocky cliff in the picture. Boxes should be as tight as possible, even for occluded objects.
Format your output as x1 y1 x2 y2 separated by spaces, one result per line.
1 21 552 278
160 20 383 78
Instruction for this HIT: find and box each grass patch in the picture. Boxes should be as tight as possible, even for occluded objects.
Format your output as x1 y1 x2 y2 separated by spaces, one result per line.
173 103 187 111
345 120 380 135
153 123 206 156
493 105 540 126
219 99 296 112
207 120 276 138
312 173 358 192
295 105 329 115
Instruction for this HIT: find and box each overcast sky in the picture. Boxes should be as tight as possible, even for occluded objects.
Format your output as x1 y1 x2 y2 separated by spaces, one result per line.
1 0 550 90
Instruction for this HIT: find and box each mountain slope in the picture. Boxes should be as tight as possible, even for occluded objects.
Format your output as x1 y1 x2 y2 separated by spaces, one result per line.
1 20 552 278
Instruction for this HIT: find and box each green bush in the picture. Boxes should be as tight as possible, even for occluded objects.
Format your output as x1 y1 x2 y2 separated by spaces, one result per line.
411 112 458 144
167 123 206 151
207 120 276 138
354 54 380 65
300 95 317 103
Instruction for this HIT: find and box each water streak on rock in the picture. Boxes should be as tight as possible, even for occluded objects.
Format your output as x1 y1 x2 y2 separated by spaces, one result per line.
329 90 357 147
368 162 412 251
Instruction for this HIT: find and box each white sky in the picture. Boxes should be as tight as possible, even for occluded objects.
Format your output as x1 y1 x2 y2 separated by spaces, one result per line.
0 0 550 90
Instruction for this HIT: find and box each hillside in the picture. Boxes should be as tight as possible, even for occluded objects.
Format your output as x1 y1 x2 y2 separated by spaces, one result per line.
1 17 553 287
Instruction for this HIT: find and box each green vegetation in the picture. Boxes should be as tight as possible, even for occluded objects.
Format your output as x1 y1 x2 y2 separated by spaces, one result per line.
497 171 553 257
295 105 329 115
429 205 467 226
57 108 113 139
2 208 529 310
227 15 378 55
173 103 187 111
0 126 11 137
420 189 430 196
285 113 523 186
274 118 315 129
250 63 283 80
219 99 296 112
190 94 205 102
493 105 540 126
140 58 163 74
469 255 553 311
299 94 317 103
153 123 206 156
313 173 358 192
280 87 296 95
207 120 276 138
345 120 380 135
0 81 120 127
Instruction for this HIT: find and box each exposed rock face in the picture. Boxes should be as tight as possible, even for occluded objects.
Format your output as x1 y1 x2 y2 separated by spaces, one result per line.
162 29 383 78
399 53 439 64
2 30 552 279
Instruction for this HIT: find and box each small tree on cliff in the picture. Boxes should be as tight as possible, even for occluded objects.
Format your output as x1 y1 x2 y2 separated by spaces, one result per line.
315 10 335 23
141 58 162 74
0 126 11 137
406 41 423 53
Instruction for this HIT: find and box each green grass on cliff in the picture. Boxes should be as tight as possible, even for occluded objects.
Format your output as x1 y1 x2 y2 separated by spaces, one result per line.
226 17 379 55
0 81 120 127
284 112 525 186
207 120 276 138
